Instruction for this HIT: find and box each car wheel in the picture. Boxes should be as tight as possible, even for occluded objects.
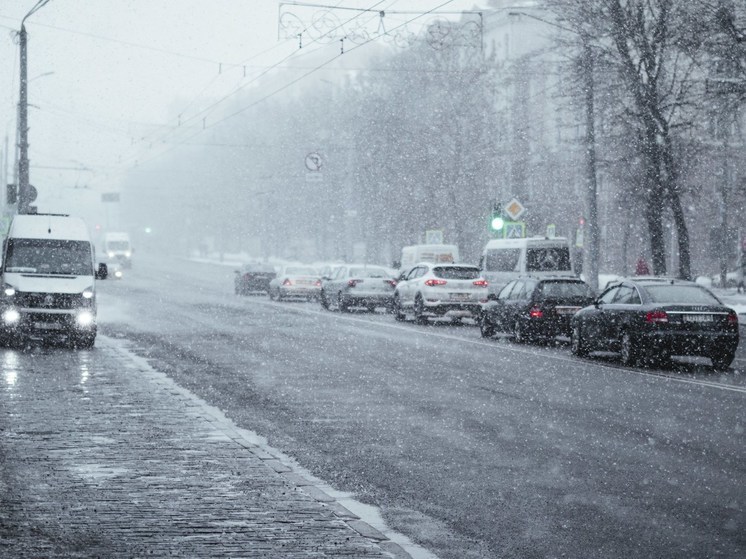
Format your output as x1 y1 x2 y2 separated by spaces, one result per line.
414 295 428 325
620 331 639 367
480 316 495 338
711 351 735 371
337 293 349 313
570 324 589 357
320 291 330 310
393 296 406 321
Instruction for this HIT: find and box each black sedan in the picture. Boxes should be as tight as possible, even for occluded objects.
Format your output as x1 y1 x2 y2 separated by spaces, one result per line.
234 262 276 295
570 278 739 370
480 277 595 343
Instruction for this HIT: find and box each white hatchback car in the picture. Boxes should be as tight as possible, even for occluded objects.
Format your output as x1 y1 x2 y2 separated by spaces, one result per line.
392 262 488 324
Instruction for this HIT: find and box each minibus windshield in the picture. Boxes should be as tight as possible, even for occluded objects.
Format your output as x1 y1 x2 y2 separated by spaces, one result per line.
4 239 93 275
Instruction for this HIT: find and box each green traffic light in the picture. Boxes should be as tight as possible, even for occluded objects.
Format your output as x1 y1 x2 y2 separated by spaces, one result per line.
490 216 505 231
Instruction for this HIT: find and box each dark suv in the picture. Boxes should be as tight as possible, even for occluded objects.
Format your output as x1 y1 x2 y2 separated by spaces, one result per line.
234 262 277 295
480 276 594 343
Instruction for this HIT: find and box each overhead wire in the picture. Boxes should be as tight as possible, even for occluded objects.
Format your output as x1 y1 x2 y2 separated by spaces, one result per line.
99 0 397 183
98 0 459 188
146 0 388 143
160 0 457 146
131 0 364 149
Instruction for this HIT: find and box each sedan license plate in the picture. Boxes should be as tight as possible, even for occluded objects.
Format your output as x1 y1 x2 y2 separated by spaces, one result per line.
35 322 62 330
556 306 580 315
683 314 713 323
449 293 472 301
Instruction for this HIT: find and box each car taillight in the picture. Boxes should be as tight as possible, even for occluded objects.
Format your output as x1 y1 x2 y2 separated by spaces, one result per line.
529 305 543 319
314 279 321 287
386 279 397 287
282 278 293 286
348 279 361 287
646 310 668 323
727 311 738 324
424 279 447 286
473 279 488 287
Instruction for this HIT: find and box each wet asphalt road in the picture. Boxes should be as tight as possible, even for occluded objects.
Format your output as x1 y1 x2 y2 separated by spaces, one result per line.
97 255 746 559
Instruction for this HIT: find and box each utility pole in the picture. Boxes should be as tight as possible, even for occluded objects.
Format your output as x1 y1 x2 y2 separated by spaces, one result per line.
17 0 52 215
17 23 29 214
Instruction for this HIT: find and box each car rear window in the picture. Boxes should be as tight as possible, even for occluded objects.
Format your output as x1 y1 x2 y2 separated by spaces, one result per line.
538 281 593 298
245 264 275 273
526 247 571 272
350 267 389 278
644 285 721 305
433 266 480 280
286 267 317 275
484 249 521 272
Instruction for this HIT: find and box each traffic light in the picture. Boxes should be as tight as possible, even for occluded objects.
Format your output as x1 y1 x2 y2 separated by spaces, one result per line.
489 203 505 234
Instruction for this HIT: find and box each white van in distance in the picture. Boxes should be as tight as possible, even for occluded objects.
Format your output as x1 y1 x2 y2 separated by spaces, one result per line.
400 244 459 270
0 214 107 347
479 236 576 296
103 231 132 268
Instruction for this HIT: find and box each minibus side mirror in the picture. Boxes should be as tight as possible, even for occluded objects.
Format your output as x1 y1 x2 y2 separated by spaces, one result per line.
96 263 109 280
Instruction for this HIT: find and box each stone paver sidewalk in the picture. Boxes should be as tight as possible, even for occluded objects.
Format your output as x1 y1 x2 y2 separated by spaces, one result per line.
0 336 409 558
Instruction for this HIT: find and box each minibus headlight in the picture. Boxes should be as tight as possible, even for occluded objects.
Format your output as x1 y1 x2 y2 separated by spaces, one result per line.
82 288 94 299
3 284 16 297
76 311 95 328
2 308 20 325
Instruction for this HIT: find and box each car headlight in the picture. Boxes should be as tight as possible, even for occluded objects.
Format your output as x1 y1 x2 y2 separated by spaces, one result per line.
114 270 123 278
2 308 20 325
82 288 94 299
3 284 16 297
76 311 95 328
107 251 115 258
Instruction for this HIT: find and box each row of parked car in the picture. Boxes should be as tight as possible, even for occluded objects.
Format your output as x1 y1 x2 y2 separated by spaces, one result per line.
234 261 740 370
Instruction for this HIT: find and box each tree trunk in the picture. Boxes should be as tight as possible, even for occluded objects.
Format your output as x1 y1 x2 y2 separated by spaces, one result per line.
668 191 691 279
646 187 667 275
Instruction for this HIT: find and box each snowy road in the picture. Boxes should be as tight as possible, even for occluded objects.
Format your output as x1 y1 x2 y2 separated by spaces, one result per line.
97 255 746 559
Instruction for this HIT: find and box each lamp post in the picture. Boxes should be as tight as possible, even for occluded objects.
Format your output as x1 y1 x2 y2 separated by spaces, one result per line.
508 10 599 292
17 0 53 215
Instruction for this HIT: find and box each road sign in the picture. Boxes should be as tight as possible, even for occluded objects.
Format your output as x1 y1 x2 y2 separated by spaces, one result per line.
305 152 323 171
425 229 443 244
504 198 525 220
504 221 525 239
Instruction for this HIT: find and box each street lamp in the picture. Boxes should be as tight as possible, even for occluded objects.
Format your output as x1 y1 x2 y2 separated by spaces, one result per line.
508 10 600 292
17 0 53 215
